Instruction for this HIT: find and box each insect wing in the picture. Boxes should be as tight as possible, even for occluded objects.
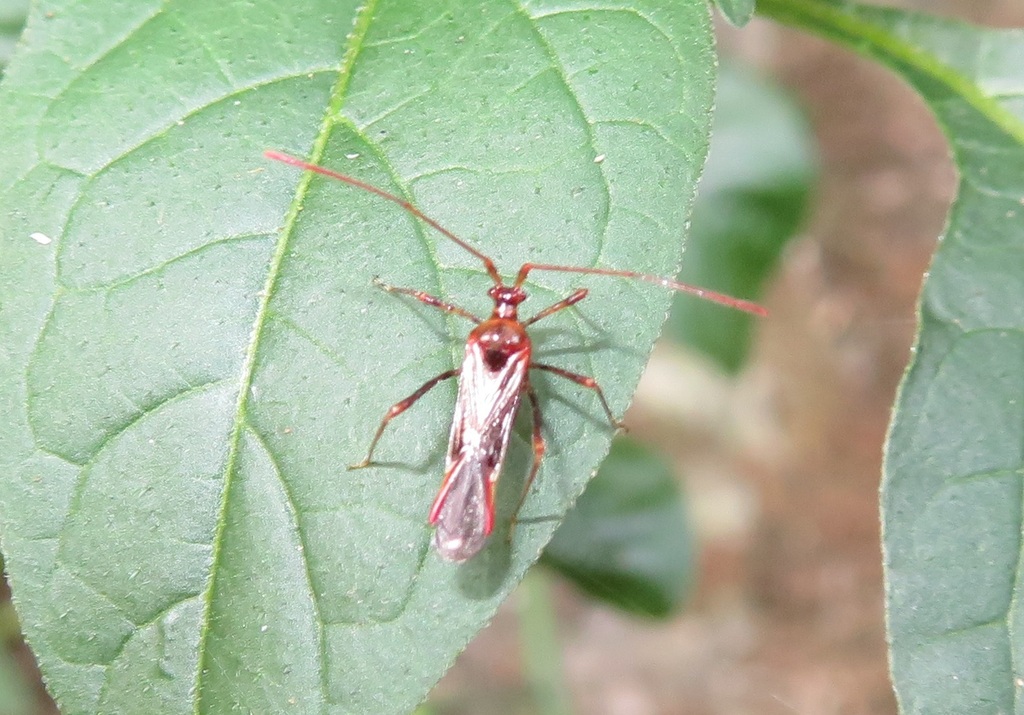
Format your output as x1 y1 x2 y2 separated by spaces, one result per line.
430 341 529 561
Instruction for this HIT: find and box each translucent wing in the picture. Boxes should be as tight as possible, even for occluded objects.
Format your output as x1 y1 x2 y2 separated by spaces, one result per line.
430 339 530 561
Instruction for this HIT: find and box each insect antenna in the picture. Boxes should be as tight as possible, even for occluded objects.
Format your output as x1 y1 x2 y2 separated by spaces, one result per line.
515 262 767 317
266 151 766 317
264 150 503 286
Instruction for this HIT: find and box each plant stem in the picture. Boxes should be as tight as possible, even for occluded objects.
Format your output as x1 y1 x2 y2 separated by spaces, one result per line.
518 569 574 715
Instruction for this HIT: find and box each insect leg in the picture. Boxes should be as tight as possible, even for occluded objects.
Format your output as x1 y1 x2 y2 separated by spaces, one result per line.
522 288 588 326
522 382 547 512
531 362 625 430
348 368 460 470
373 277 481 323
508 382 547 543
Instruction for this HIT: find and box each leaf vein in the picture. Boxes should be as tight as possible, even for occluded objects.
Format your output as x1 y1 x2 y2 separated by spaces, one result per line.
76 233 273 292
191 1 382 711
246 425 329 712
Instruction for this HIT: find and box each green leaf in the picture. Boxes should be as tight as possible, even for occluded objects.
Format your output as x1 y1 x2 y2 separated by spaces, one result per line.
713 0 757 28
760 0 1024 711
665 61 815 370
0 1 718 712
542 437 693 618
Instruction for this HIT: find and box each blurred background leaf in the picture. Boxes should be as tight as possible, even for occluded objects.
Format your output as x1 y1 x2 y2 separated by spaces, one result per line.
665 61 816 372
542 437 693 619
0 0 27 76
0 556 33 715
0 648 33 715
713 0 757 28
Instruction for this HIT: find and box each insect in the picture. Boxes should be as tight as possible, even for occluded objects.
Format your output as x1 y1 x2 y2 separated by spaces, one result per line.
265 150 767 562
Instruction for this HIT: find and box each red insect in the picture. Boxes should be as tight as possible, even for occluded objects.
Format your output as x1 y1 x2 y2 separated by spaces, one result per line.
265 150 766 562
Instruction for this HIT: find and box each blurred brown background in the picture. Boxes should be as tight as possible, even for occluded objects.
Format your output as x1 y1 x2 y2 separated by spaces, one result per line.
431 2 1024 714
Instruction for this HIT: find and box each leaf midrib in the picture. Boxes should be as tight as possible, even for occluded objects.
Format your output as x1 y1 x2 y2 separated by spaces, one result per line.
190 1 381 711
